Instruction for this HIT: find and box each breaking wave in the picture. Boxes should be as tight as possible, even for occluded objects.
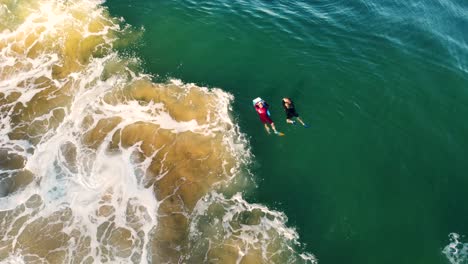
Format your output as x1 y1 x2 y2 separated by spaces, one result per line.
0 0 316 263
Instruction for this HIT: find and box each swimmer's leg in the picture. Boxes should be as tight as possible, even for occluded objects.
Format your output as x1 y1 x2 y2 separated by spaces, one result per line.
297 117 306 126
271 122 278 134
297 117 308 127
264 123 271 134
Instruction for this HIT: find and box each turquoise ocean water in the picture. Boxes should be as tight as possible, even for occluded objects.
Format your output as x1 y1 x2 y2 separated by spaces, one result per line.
106 0 468 264
105 0 468 263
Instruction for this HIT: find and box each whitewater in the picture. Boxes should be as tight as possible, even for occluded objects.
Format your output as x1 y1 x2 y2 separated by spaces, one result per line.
0 0 316 263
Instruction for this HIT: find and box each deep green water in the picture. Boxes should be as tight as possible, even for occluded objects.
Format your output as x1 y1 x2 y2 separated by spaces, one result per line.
106 1 468 263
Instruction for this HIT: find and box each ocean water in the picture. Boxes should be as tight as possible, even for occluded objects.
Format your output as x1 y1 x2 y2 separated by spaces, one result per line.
1 0 468 263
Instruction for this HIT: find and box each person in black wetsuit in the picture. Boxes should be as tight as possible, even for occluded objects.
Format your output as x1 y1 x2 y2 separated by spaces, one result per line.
282 97 308 127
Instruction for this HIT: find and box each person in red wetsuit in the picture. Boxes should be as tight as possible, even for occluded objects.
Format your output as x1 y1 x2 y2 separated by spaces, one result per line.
254 101 279 134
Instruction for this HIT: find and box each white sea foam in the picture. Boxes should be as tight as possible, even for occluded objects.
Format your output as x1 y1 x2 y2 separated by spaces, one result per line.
187 191 317 263
443 233 468 264
0 255 26 264
0 0 315 262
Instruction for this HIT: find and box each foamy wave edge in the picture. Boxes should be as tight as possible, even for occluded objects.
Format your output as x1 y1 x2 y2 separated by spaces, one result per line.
443 233 468 264
0 0 317 262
